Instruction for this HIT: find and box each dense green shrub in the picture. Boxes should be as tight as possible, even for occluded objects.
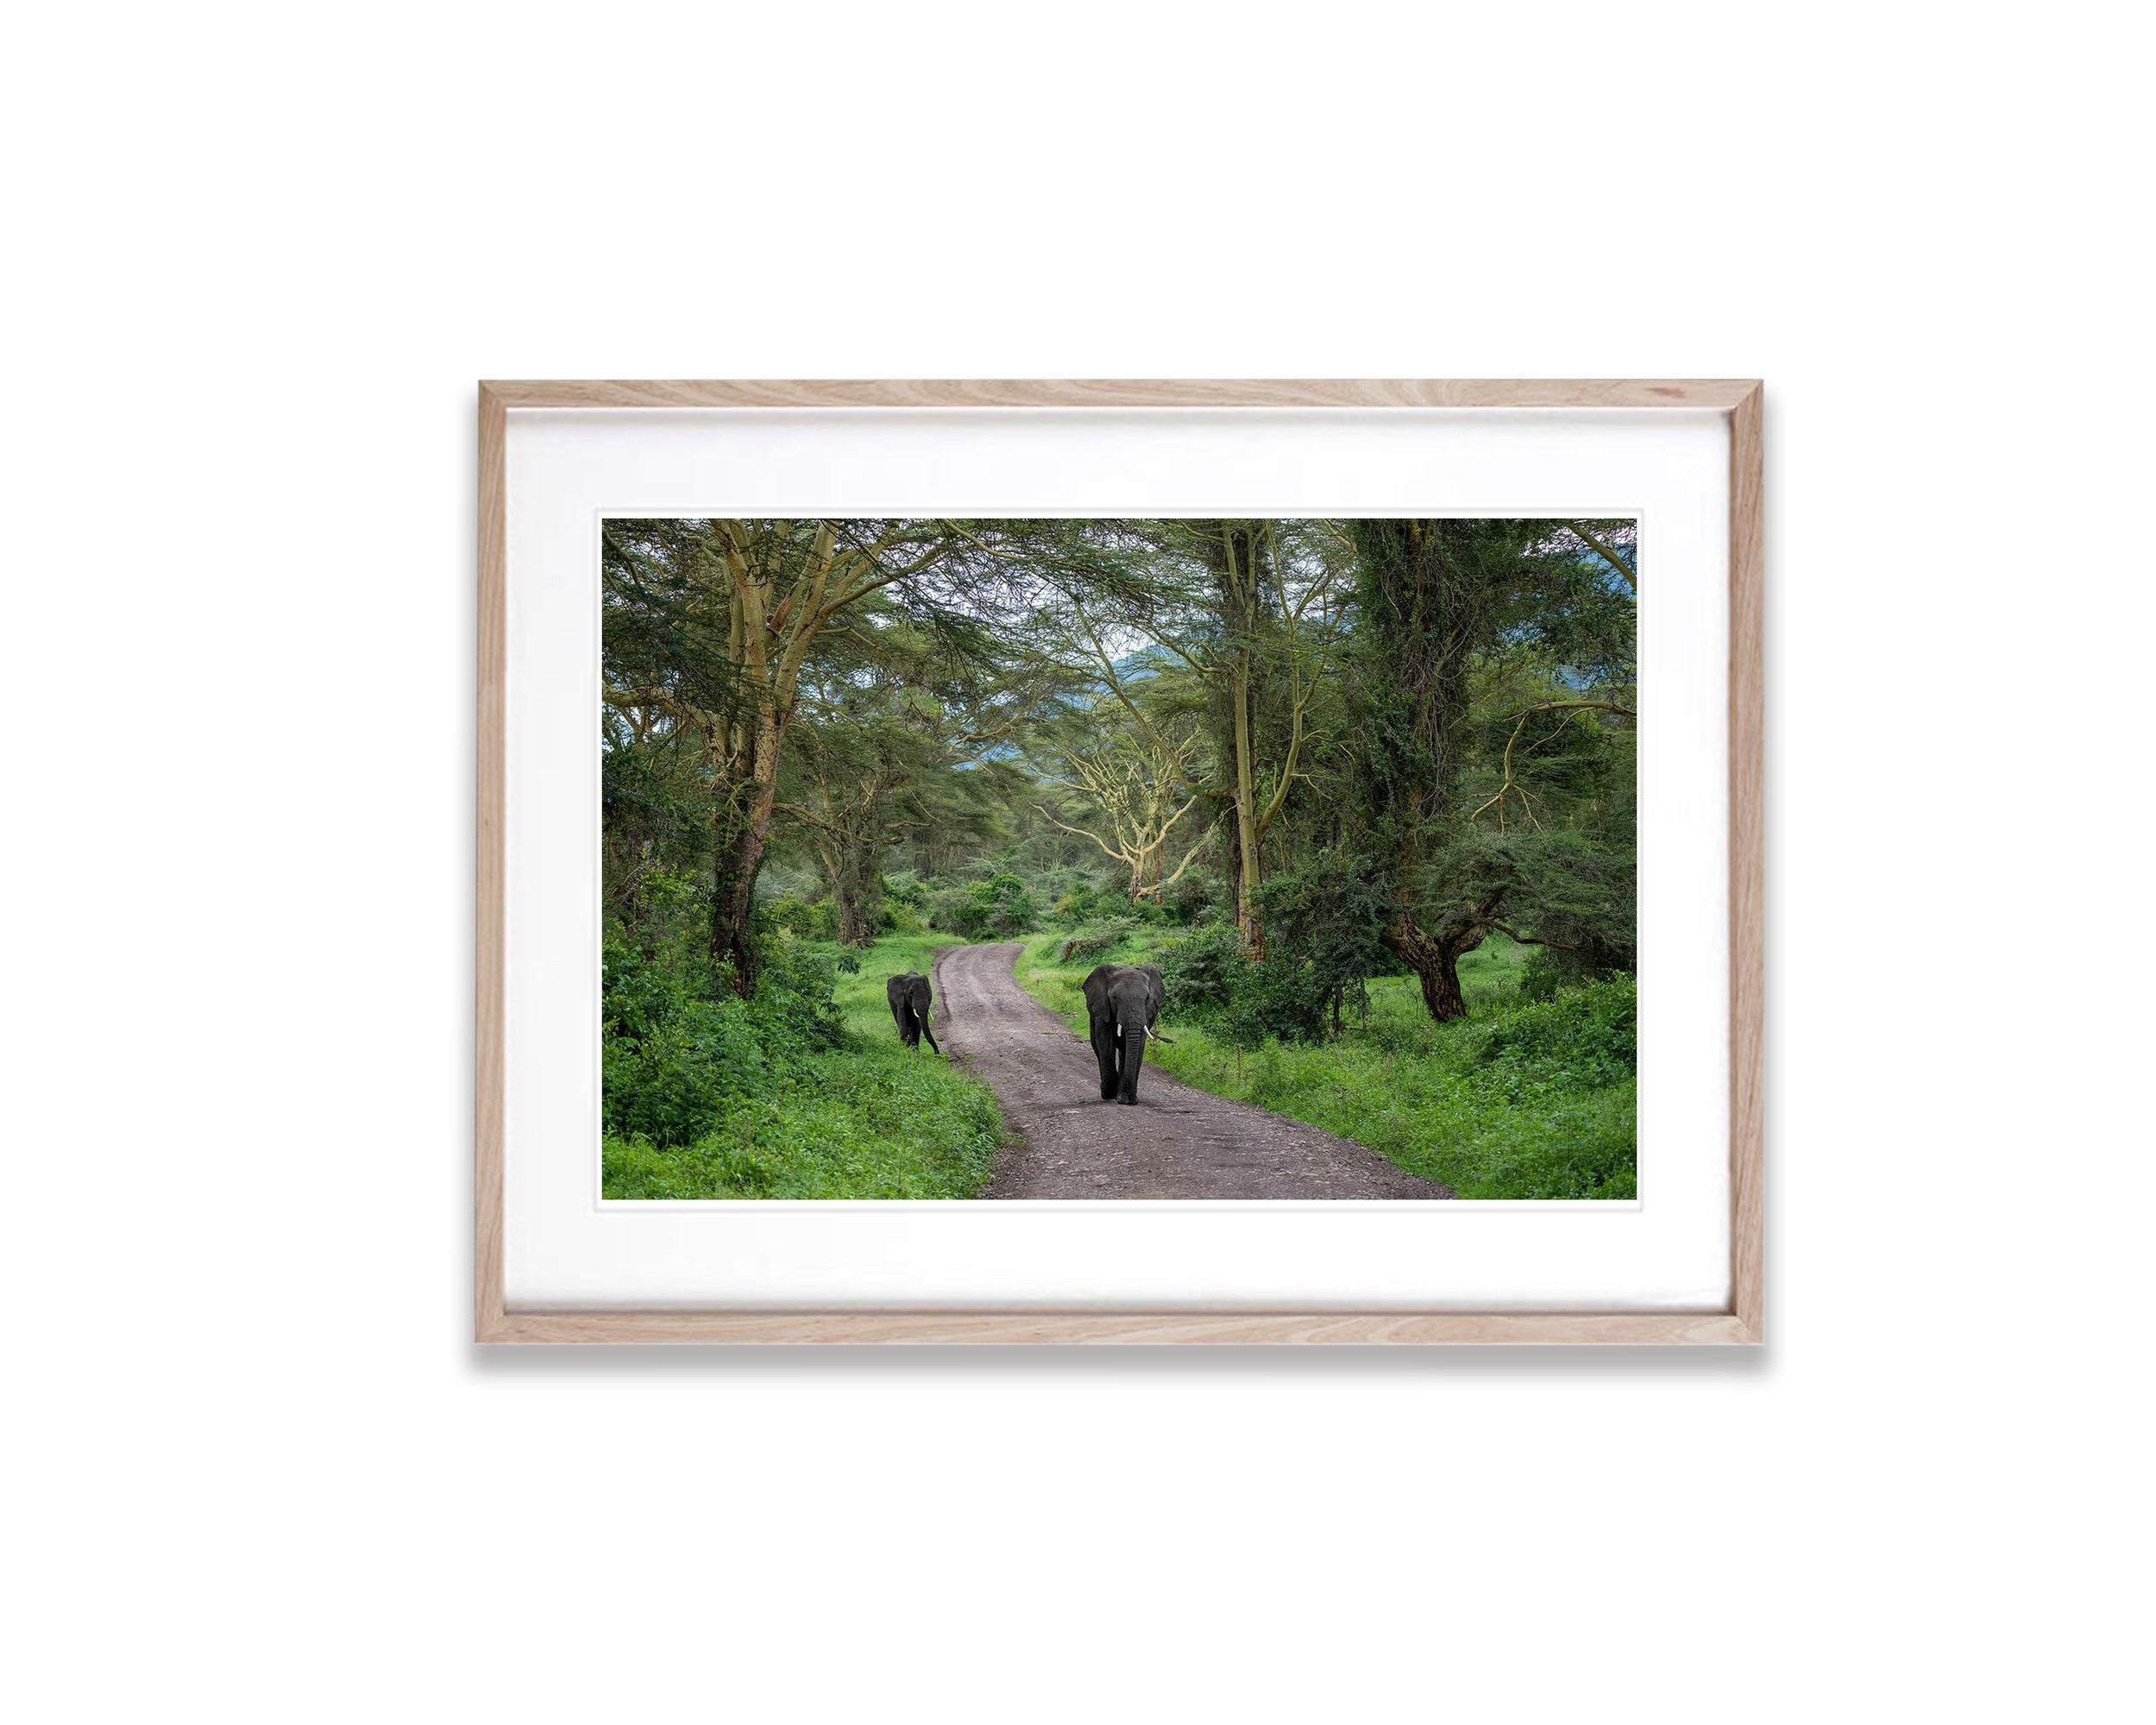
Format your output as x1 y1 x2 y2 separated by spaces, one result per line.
1159 863 1221 925
600 922 845 1149
763 895 838 941
1153 921 1248 1011
1058 918 1140 962
1518 947 1562 1001
1474 975 1637 1100
1052 883 1109 928
1155 920 1361 1044
934 871 1037 939
746 929 846 1052
1145 862 1395 1046
602 941 758 1145
1218 954 1337 1046
1250 856 1391 1036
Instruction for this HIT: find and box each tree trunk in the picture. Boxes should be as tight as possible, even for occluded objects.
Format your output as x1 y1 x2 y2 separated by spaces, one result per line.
1218 802 1244 939
711 815 767 994
1230 662 1264 955
833 844 877 947
1198 521 1268 958
710 713 785 995
1383 912 1485 1023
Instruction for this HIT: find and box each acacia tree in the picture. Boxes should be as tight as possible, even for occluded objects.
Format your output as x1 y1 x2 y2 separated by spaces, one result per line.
1034 721 1211 902
602 518 1019 992
776 693 925 946
601 705 709 948
1551 519 1637 593
1011 519 1345 952
777 630 1063 944
1348 518 1637 1019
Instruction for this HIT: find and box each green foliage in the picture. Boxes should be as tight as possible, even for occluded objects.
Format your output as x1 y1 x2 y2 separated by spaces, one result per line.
1153 921 1248 1012
1249 853 1392 1036
603 1044 1000 1200
602 931 1007 1199
1413 829 1636 979
934 871 1037 940
1017 929 1634 1199
1217 954 1336 1048
763 895 838 941
739 929 846 1052
603 515 1635 1200
1472 976 1637 1102
1518 948 1563 1002
1051 882 1112 928
600 923 844 1150
1157 866 1221 924
1058 918 1141 962
1147 859 1389 1046
1515 840 1636 977
601 942 762 1148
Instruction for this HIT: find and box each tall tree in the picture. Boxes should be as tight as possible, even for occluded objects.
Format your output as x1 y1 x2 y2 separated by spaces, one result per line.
1349 519 1635 1019
1034 720 1212 902
777 622 1062 944
1016 519 1345 952
602 519 1011 991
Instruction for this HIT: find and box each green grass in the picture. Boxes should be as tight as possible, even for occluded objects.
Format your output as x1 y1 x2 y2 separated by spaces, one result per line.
601 931 1007 1199
1015 928 1636 1199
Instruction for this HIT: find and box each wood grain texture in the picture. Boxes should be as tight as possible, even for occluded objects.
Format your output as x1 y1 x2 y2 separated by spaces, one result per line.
479 1309 1752 1345
481 378 1759 411
475 385 507 1341
474 380 1766 1344
1727 386 1766 1343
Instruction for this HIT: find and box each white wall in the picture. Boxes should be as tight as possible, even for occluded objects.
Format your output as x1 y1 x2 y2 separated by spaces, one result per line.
7 6 2145 1722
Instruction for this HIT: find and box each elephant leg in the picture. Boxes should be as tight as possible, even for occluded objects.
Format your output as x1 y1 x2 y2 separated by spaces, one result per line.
1090 1014 1119 1099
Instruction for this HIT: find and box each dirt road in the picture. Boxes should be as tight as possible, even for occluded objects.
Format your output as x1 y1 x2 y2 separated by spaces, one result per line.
932 942 1452 1200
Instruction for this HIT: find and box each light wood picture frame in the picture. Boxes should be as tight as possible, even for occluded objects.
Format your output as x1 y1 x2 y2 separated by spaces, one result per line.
476 380 1763 1344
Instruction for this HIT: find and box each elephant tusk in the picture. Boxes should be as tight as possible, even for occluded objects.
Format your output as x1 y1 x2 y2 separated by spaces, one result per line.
1145 1024 1172 1044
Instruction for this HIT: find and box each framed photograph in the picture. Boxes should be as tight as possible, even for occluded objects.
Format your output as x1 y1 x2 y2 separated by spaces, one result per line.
477 381 1762 1343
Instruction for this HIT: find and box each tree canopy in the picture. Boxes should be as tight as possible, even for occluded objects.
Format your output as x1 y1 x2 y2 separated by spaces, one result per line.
602 516 1635 1023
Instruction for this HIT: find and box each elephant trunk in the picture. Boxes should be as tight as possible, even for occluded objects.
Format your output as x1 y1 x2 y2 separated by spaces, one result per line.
1117 1022 1147 1104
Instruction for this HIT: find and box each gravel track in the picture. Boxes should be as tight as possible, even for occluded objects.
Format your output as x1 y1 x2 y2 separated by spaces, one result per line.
931 942 1453 1200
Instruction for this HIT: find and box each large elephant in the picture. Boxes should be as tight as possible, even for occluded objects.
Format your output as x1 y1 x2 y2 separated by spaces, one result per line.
886 972 940 1053
1082 962 1166 1105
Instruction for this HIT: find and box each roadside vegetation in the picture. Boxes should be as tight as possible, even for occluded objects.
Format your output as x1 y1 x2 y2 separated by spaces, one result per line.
1016 926 1635 1199
601 914 1001 1199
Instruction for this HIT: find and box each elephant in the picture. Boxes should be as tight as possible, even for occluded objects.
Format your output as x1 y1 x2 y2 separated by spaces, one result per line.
1082 961 1166 1105
886 972 940 1053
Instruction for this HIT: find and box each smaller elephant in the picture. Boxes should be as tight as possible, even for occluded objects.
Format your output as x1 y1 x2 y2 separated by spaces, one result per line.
1082 961 1166 1105
886 972 940 1053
